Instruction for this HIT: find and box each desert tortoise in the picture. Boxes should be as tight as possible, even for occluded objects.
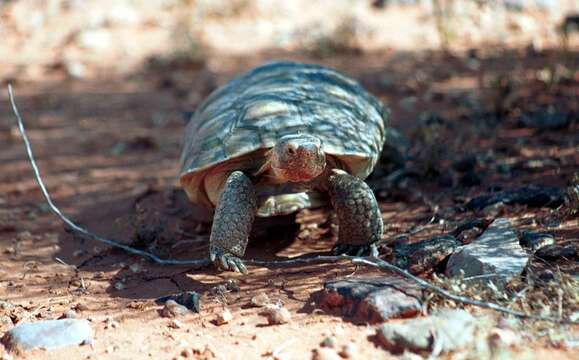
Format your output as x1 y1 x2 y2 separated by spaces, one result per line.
180 61 389 273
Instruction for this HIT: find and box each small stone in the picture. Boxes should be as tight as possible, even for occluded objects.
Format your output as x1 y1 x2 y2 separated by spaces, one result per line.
0 315 13 328
312 348 341 360
60 310 77 319
64 60 86 79
1 319 93 351
103 317 119 329
16 231 32 241
160 300 191 318
191 345 215 358
487 328 519 348
320 336 337 348
338 342 356 358
446 218 529 285
225 279 240 292
321 276 421 323
168 319 183 329
180 348 193 357
0 301 14 311
129 263 144 273
155 292 200 313
214 308 233 325
376 309 477 354
113 281 125 291
260 305 291 325
73 303 89 312
126 301 145 310
497 316 521 331
250 293 271 307
520 231 555 252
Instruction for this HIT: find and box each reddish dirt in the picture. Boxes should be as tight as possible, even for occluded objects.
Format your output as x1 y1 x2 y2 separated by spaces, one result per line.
0 47 578 359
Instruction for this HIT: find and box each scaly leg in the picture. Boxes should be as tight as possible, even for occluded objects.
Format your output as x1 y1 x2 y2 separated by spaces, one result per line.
327 169 382 256
209 171 257 273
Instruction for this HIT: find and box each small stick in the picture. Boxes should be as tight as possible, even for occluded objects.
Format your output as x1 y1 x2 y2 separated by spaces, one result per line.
7 84 577 325
8 84 209 266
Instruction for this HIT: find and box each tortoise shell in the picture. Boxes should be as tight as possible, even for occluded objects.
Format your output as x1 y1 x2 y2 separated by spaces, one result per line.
179 61 389 215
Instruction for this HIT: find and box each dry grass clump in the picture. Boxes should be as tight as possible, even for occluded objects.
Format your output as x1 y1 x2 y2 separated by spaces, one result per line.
425 270 579 334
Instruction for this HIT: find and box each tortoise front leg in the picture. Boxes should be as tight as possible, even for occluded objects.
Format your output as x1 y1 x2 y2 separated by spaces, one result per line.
327 169 382 256
209 171 257 273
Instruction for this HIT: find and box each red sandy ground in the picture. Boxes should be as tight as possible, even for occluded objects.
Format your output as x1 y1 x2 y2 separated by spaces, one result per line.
0 50 577 359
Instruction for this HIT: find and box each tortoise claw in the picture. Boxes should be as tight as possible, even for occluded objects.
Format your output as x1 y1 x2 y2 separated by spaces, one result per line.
210 247 248 274
228 257 248 274
333 243 377 257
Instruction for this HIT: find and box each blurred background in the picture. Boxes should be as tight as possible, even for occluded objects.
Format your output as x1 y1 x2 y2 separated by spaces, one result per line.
1 0 578 80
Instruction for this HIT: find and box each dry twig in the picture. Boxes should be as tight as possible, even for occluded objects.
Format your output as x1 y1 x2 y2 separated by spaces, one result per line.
7 84 577 324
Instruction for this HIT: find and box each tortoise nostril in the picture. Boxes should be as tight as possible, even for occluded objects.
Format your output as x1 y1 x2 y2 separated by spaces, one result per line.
286 143 298 155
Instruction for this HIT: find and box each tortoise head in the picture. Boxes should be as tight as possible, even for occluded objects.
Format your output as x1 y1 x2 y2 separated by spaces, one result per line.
270 134 326 182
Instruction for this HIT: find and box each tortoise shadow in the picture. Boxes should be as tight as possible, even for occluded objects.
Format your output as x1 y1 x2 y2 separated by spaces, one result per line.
53 185 335 301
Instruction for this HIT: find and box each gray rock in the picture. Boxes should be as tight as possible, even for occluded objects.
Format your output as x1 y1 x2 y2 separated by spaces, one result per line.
376 309 477 354
320 336 337 348
1 319 93 352
159 300 191 318
259 304 291 325
446 218 529 284
0 301 14 311
320 276 421 323
520 231 555 252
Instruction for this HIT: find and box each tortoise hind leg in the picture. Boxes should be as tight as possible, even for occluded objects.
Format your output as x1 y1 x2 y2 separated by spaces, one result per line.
209 171 257 273
327 169 382 257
